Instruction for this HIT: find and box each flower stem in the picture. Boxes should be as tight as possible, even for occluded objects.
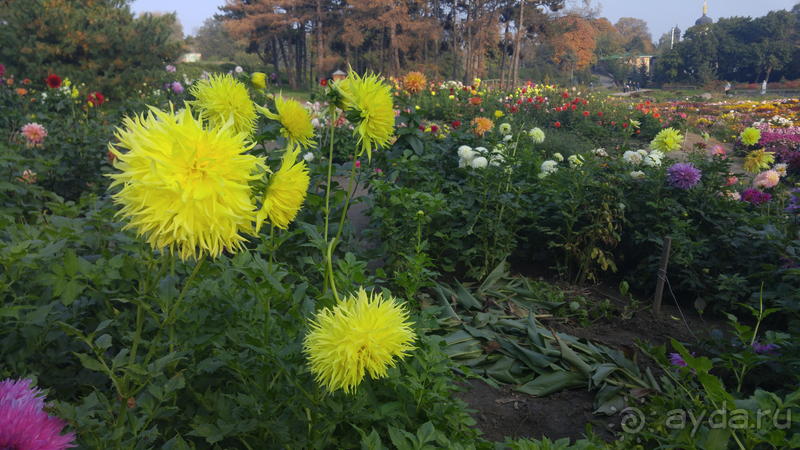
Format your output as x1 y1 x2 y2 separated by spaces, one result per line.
322 106 337 293
144 255 206 366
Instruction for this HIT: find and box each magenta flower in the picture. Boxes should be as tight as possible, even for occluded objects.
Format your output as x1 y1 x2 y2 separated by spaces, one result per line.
667 162 702 189
741 188 772 206
355 160 361 169
0 378 76 450
669 352 696 374
171 81 184 94
165 65 176 73
0 62 5 78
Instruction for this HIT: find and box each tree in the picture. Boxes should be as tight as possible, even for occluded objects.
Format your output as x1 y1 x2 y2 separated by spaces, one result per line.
194 17 244 61
145 11 185 41
0 0 183 97
614 17 652 52
550 16 596 70
751 10 795 83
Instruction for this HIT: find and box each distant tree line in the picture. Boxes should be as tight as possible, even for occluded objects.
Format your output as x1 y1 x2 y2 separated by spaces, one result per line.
651 6 800 85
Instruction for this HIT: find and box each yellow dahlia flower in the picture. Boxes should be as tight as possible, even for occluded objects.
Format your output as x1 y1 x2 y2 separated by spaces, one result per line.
188 74 257 135
251 72 267 90
330 78 354 110
740 127 761 146
650 127 684 153
403 71 427 94
108 106 265 261
256 147 310 230
303 287 415 394
472 117 493 137
742 149 775 174
257 96 317 149
348 72 394 161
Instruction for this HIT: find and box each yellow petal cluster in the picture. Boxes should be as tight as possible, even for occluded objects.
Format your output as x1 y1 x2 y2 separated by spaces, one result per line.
740 127 761 146
188 74 257 135
107 106 265 261
742 149 775 174
257 96 317 149
303 287 416 394
348 72 395 160
650 127 684 153
256 147 310 231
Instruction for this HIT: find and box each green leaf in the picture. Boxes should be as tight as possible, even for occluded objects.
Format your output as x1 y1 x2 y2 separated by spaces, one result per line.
61 279 83 305
64 248 79 278
75 352 108 374
516 371 587 397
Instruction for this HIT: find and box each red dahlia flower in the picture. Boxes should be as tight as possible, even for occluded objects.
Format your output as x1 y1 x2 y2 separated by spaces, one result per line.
45 74 62 89
583 111 589 117
555 121 561 128
87 91 104 106
452 120 461 129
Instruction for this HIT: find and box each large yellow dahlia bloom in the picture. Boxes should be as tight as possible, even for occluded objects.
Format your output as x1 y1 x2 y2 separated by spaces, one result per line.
108 106 265 261
257 96 316 149
348 72 394 161
256 147 310 231
403 71 427 94
303 287 415 394
188 74 257 135
650 127 684 153
742 149 775 174
740 127 761 146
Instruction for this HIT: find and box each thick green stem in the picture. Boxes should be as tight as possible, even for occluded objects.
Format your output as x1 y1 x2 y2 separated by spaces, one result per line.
144 255 206 366
322 107 337 293
332 154 358 254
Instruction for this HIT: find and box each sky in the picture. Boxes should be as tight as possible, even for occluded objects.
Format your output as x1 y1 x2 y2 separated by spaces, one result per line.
129 0 798 40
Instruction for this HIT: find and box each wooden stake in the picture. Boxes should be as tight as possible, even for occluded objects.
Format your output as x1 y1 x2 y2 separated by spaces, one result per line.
653 237 672 315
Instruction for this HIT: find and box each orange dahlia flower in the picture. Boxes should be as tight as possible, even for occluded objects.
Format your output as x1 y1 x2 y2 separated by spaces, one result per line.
472 117 493 137
403 71 427 94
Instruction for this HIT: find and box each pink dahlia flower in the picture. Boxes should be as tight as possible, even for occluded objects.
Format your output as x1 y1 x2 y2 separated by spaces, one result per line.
20 123 47 147
709 145 726 158
171 81 184 94
753 170 780 189
0 378 76 450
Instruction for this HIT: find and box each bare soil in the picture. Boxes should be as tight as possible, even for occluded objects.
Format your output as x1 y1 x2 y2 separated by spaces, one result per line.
451 265 726 444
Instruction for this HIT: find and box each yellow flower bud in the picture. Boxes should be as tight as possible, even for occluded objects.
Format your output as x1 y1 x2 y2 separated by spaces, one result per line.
251 72 267 90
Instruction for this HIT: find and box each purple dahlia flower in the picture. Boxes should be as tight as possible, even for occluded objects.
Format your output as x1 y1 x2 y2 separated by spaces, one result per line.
667 162 702 189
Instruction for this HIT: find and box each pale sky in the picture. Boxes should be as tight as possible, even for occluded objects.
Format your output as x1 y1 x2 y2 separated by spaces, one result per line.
129 0 798 41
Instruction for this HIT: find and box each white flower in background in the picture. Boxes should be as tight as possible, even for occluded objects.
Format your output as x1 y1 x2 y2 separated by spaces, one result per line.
594 148 608 157
303 152 315 162
235 66 243 74
540 160 558 178
503 135 513 142
630 170 645 180
644 150 663 167
568 154 584 167
311 118 320 127
458 158 468 168
529 128 545 143
475 146 488 155
458 145 474 160
471 156 488 169
41 92 47 100
499 123 511 134
637 149 648 157
553 152 564 162
623 151 643 165
775 163 788 177
490 152 505 166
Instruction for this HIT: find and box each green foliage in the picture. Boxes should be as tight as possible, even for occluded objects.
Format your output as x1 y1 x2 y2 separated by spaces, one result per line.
0 0 183 98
